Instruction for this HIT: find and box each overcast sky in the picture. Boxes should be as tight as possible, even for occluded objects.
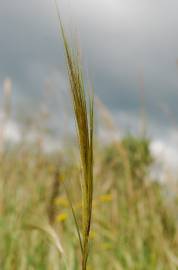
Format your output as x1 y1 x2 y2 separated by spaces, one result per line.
1 0 178 144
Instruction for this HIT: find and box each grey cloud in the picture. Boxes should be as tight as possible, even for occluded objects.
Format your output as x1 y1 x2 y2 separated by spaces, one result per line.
0 0 178 136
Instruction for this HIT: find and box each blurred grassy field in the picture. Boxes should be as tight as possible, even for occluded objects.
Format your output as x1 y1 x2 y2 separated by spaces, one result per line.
0 135 178 270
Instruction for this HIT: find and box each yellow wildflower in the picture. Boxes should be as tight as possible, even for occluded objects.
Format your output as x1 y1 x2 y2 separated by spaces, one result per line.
99 194 113 203
55 197 69 207
56 213 68 222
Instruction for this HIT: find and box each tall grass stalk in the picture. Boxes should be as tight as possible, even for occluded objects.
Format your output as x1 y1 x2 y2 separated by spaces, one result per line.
55 4 94 269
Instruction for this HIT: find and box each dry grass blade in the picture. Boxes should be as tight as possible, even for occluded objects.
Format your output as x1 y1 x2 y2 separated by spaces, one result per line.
63 179 83 254
54 3 94 269
62 30 94 270
47 168 60 225
25 224 64 255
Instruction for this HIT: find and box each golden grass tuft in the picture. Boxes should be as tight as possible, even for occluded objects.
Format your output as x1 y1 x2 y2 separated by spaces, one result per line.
55 5 94 269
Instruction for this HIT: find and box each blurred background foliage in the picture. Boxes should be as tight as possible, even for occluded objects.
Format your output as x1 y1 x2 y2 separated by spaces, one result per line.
0 133 178 269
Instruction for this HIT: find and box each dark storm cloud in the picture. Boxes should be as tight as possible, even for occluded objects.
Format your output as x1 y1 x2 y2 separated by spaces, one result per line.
1 0 178 129
0 0 65 105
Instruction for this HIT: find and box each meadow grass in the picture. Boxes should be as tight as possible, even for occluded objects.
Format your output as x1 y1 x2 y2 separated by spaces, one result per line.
0 140 178 269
